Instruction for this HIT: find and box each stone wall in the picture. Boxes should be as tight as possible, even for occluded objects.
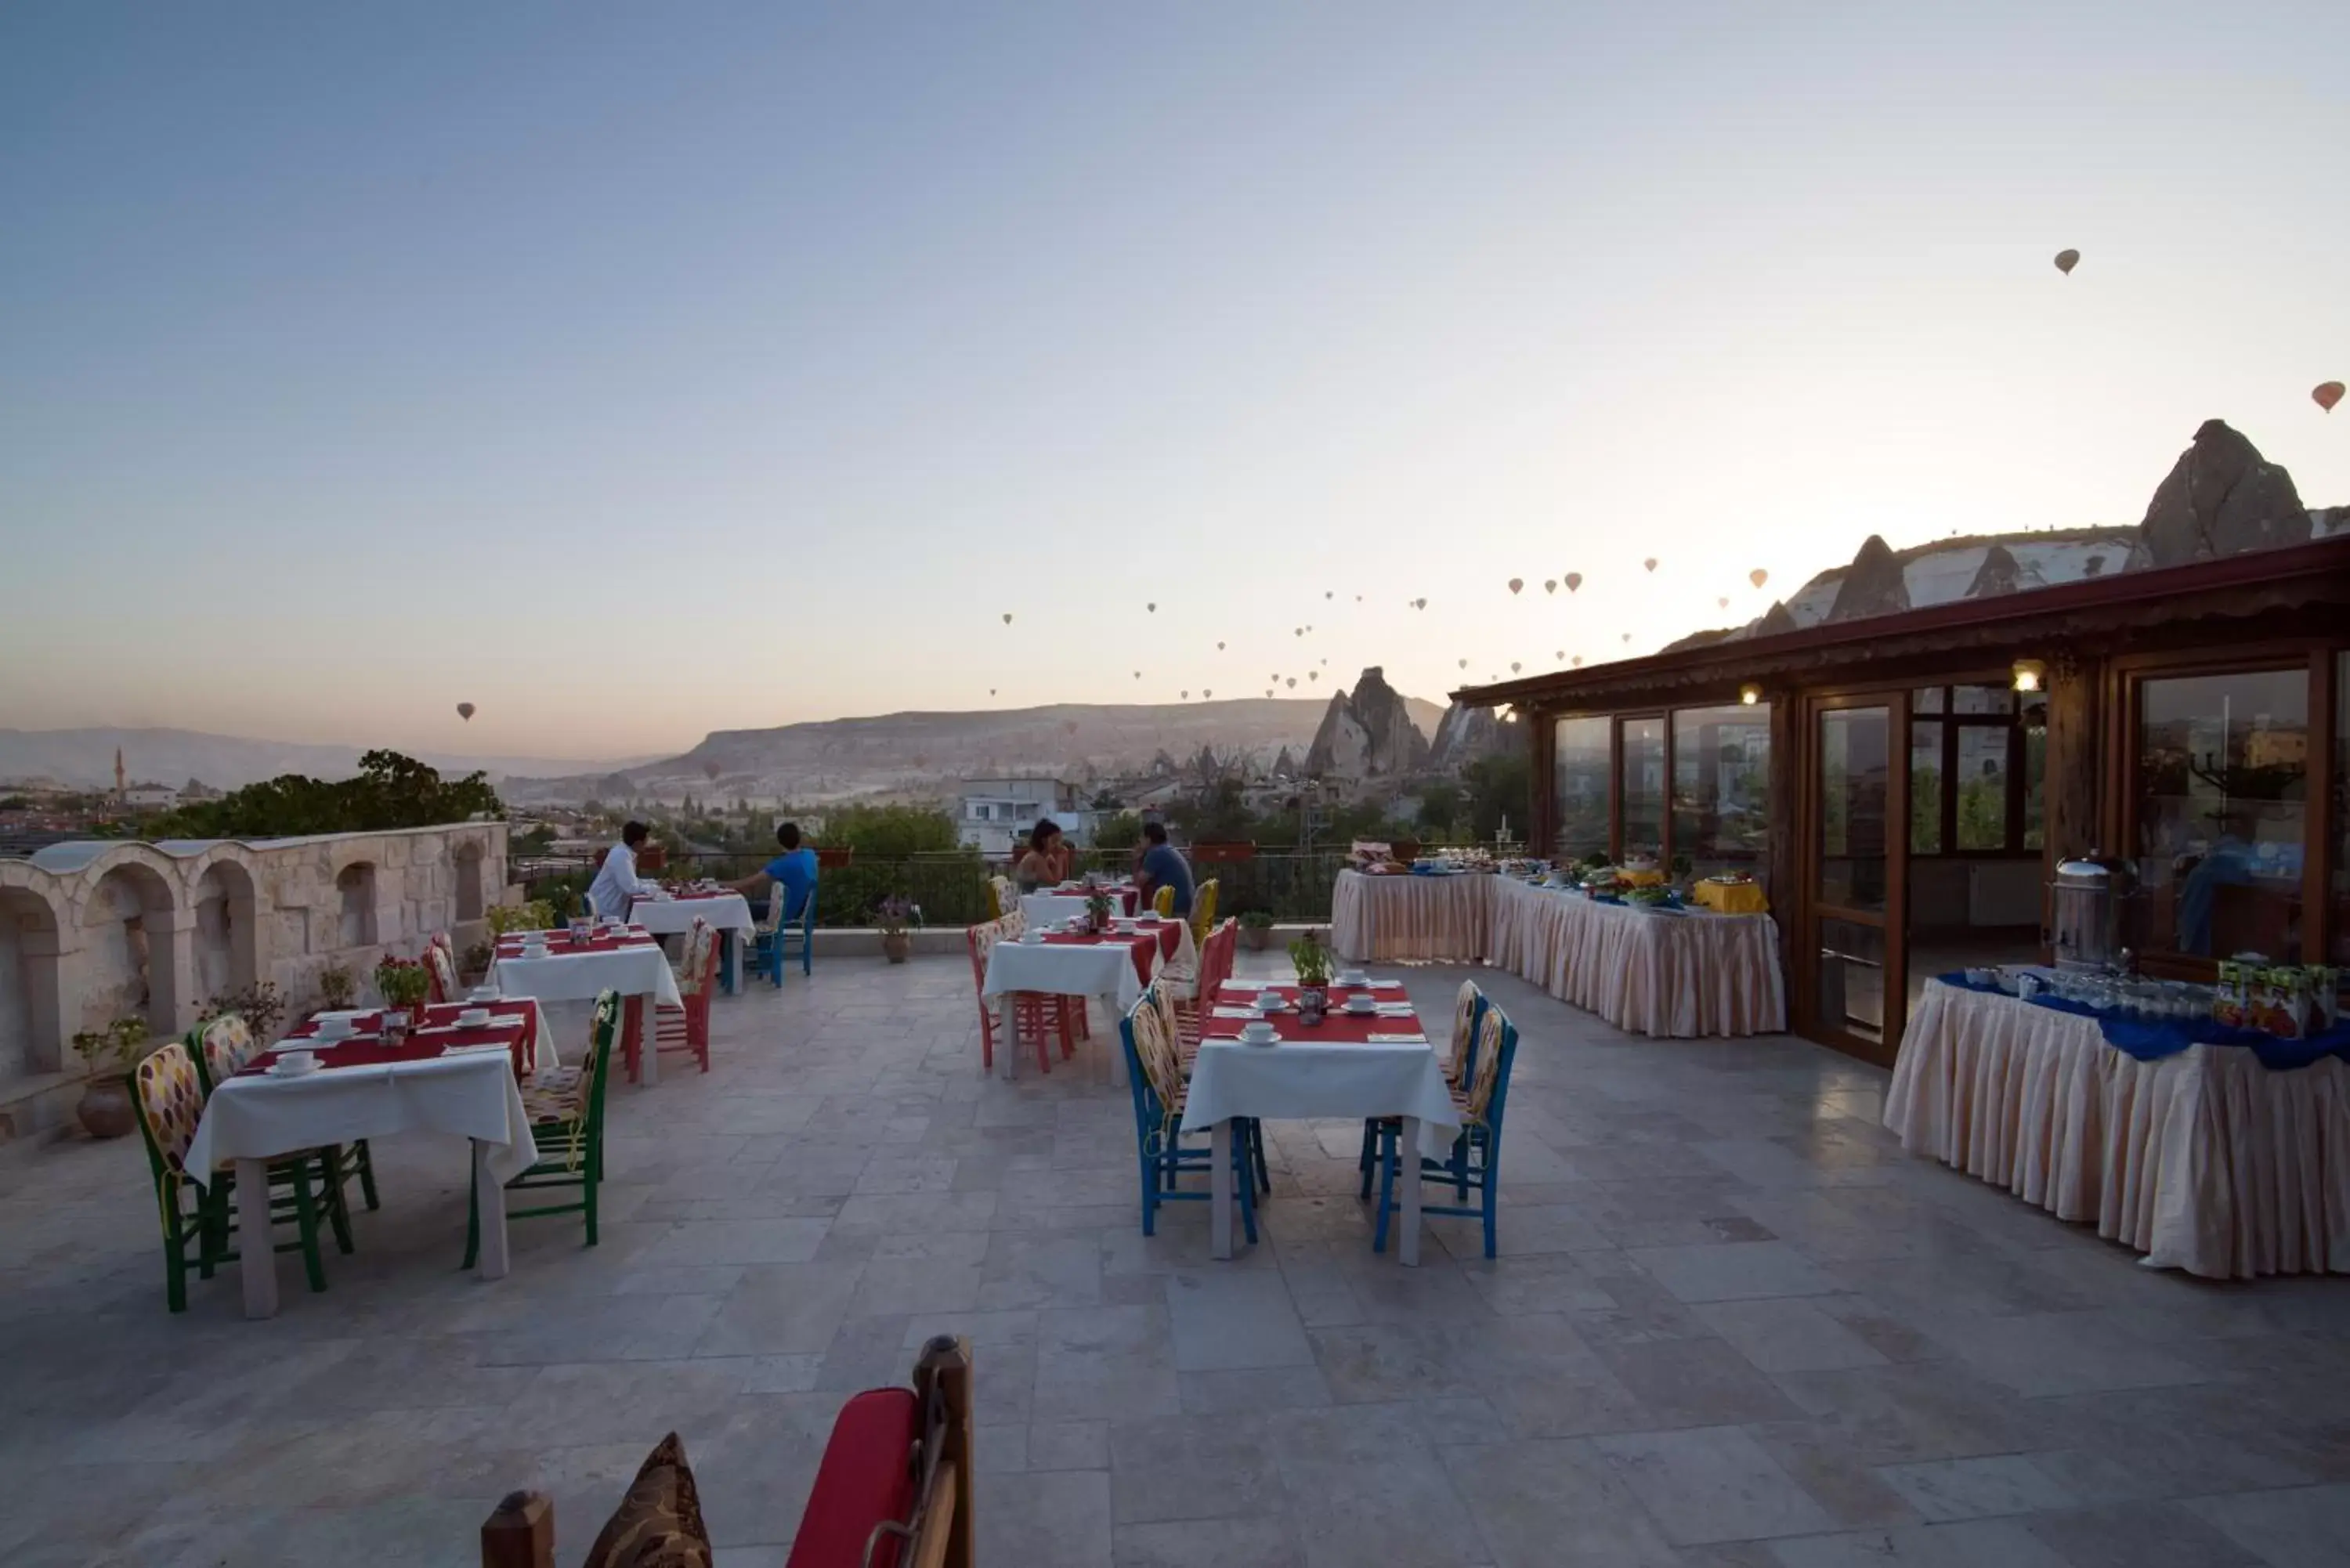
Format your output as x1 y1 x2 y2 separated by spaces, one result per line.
0 823 509 1118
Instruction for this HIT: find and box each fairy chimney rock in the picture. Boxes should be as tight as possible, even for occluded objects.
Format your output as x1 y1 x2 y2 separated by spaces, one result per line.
1826 535 1911 622
1304 667 1432 780
2138 419 2309 566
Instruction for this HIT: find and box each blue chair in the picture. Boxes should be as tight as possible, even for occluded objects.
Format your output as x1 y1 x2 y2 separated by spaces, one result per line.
1358 980 1485 1198
1372 1000 1519 1259
753 893 817 986
1119 992 1257 1242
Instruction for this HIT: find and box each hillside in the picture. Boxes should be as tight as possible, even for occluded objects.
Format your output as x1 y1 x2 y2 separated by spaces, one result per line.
0 728 646 794
502 696 1447 805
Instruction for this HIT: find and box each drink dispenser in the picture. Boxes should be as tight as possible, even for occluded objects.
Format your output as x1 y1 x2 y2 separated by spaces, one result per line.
2051 858 2117 973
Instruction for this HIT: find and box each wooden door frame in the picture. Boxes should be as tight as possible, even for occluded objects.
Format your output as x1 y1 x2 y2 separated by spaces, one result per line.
1796 688 1911 1066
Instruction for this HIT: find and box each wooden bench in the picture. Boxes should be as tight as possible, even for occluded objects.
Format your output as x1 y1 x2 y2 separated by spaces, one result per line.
481 1336 974 1568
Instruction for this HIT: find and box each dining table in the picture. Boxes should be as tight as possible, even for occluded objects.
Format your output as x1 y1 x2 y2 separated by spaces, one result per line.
184 1000 547 1318
1185 980 1460 1265
627 889 754 993
981 916 1195 1085
488 924 683 1083
1018 883 1143 927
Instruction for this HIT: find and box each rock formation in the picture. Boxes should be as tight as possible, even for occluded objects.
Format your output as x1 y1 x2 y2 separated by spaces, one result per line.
1965 544 2023 599
1826 535 1910 622
2138 420 2309 567
1428 702 1517 772
1270 746 1299 779
1303 667 1433 780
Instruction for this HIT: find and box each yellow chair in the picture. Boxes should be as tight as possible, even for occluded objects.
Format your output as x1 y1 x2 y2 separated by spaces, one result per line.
1190 878 1220 950
1153 885 1175 917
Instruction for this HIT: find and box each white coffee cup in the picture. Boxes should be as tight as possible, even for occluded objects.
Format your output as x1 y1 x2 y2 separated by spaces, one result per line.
1345 995 1376 1013
312 1017 352 1042
457 1007 493 1027
273 1050 320 1075
1338 969 1369 986
1256 991 1283 1013
1239 1020 1277 1045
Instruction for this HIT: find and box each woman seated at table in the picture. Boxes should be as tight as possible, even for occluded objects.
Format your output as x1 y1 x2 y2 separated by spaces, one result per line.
1014 818 1075 894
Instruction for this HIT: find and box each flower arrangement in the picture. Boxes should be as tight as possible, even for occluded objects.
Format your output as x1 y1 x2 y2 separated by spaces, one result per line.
198 981 285 1046
317 962 356 1010
874 896 924 936
72 1017 155 1076
374 956 431 1013
1085 890 1114 933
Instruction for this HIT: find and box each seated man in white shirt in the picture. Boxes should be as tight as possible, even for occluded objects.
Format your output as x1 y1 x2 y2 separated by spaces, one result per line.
587 821 659 919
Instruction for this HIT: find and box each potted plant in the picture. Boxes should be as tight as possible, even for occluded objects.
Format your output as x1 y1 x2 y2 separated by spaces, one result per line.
1239 910 1276 952
876 895 922 963
1084 889 1113 936
70 1017 154 1139
374 956 431 1022
198 981 285 1046
317 962 356 1010
461 942 493 985
1289 929 1334 1023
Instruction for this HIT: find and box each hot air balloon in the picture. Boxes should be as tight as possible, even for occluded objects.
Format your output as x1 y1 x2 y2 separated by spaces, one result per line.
1508 577 1524 595
1571 656 1583 667
1319 657 1327 666
2317 381 2345 413
1544 580 1556 594
1749 569 1768 589
1555 650 1564 660
1622 633 1632 644
1458 659 1468 669
1306 624 1313 633
1181 690 1189 699
1216 641 1225 650
1062 720 1079 735
990 688 997 696
1718 596 1730 610
1325 591 1333 599
1146 602 1156 613
1265 688 1274 698
1202 688 1213 698
1564 573 1582 593
1413 598 1427 610
1643 558 1658 573
1510 662 1521 674
1133 670 1142 680
1285 677 1296 688
1307 671 1319 681
456 702 475 721
703 761 721 782
2054 248 2079 275
1002 612 1013 625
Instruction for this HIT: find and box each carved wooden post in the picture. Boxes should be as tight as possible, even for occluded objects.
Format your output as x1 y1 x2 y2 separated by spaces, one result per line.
1764 692 1800 994
2043 649 2102 849
480 1489 555 1568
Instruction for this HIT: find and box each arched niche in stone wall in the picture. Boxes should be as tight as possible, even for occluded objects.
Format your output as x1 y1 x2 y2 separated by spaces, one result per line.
335 862 379 949
192 854 261 1003
84 860 181 1036
454 839 487 923
0 883 69 1078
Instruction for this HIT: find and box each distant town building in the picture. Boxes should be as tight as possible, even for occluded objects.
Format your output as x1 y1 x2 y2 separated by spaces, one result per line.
955 778 1099 854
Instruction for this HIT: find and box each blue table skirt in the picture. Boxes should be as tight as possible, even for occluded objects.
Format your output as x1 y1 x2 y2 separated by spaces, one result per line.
1935 973 2350 1071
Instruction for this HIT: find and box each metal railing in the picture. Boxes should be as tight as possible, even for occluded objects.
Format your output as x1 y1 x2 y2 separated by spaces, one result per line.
519 847 1355 928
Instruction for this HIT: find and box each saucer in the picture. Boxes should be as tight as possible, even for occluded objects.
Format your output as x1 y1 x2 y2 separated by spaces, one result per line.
456 1007 494 1027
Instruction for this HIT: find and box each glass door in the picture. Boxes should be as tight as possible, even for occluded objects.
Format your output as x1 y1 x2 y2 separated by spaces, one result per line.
1808 695 1907 1061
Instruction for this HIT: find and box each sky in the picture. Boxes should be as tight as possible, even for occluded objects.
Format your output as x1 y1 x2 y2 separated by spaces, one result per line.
2 2 2345 762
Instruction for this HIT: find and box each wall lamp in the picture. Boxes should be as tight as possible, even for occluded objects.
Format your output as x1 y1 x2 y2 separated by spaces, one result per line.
1738 684 1762 706
2012 659 2046 694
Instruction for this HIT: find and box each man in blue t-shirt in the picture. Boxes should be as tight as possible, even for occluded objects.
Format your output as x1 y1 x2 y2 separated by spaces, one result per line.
730 822 819 923
1134 821 1195 918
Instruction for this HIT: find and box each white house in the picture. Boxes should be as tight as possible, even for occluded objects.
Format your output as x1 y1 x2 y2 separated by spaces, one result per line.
955 779 1100 855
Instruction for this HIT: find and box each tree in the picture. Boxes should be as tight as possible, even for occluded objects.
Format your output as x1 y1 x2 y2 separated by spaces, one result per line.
154 750 504 837
1461 753 1531 844
824 803 960 856
1093 812 1144 851
1413 782 1464 837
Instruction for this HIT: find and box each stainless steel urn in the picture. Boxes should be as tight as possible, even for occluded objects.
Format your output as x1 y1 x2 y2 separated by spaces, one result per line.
2051 858 2116 973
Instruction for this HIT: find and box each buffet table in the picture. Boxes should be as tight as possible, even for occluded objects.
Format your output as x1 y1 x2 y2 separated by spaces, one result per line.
1884 977 2350 1279
1330 870 1784 1039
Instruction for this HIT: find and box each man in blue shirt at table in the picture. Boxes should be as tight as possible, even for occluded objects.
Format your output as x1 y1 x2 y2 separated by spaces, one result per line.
728 822 819 924
1134 821 1195 919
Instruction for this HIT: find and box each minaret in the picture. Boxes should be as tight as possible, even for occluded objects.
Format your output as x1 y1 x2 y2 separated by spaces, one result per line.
114 747 126 797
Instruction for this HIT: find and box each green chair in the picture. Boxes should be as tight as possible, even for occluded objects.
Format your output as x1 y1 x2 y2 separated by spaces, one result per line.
191 1013 379 1213
131 1041 348 1313
465 989 618 1267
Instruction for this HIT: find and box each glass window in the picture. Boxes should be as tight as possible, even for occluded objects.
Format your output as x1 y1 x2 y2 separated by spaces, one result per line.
1620 717 1665 862
1551 717 1612 862
1911 717 1943 854
1672 704 1770 880
1911 687 1945 714
1819 706 1890 912
2131 668 2308 962
1952 684 2016 716
1956 727 2010 851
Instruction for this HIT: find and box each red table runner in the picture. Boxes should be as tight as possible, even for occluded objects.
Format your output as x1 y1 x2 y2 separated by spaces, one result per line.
1041 922 1176 988
1203 983 1423 1045
495 929 656 957
1048 883 1140 916
269 1001 540 1078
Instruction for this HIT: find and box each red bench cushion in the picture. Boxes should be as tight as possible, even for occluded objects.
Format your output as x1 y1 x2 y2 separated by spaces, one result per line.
785 1388 920 1568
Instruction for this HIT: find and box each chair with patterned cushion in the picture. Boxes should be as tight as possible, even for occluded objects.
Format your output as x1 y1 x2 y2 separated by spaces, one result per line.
1118 989 1258 1240
191 1013 381 1213
653 916 718 1075
424 935 461 1006
1152 885 1175 917
467 989 619 1267
1358 981 1486 1197
987 874 1014 920
1372 999 1520 1259
132 1042 345 1312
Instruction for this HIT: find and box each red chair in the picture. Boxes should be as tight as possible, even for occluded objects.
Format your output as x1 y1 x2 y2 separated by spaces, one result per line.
965 919 1074 1075
1174 918 1238 1062
652 917 718 1075
425 932 460 1005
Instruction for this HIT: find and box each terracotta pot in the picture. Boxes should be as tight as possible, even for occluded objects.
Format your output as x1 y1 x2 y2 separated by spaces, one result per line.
78 1076 134 1140
1242 924 1273 952
881 930 912 964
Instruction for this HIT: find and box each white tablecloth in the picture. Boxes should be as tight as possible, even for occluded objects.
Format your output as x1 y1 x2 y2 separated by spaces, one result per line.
1019 892 1108 927
1183 1038 1461 1162
186 1052 540 1190
489 944 683 1010
1885 978 2350 1279
1489 878 1784 1039
628 893 754 939
1330 870 1492 963
983 937 1157 1015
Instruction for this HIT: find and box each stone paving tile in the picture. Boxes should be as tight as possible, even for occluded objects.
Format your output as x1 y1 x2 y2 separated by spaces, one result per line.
5 952 2347 1564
